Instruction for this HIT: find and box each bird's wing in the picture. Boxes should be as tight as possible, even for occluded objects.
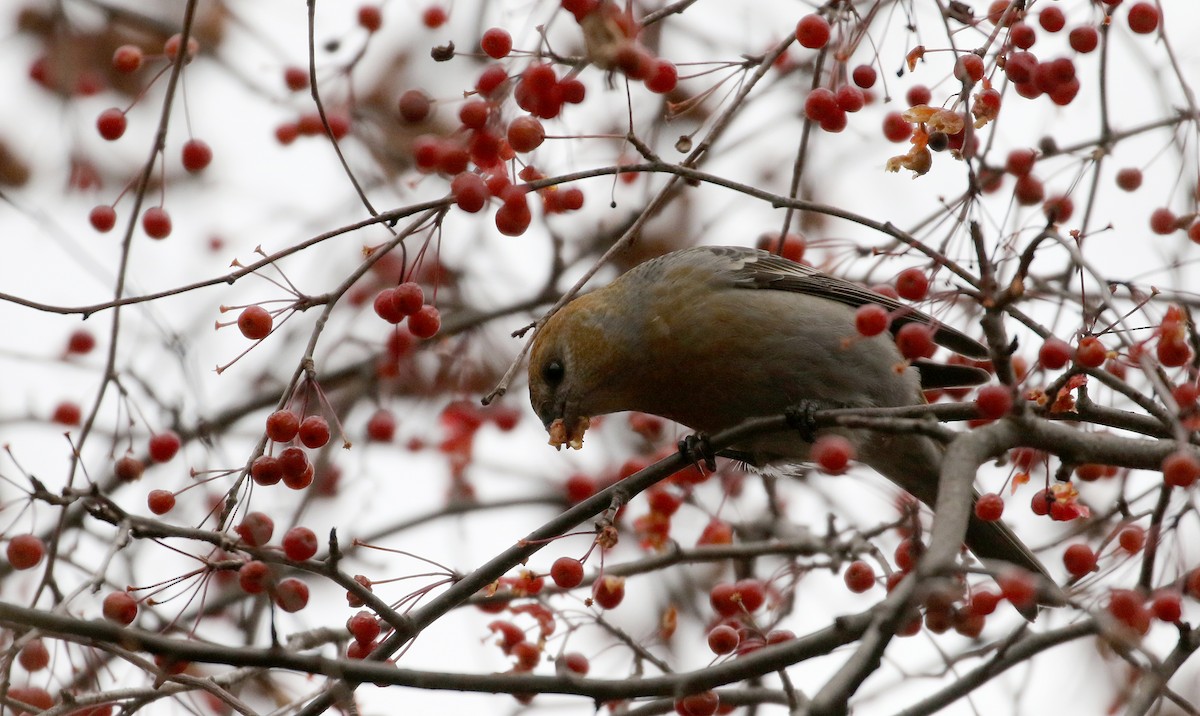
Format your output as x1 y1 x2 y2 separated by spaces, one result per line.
706 246 989 359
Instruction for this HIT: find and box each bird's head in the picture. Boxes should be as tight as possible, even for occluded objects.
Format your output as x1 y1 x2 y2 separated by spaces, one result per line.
528 288 641 449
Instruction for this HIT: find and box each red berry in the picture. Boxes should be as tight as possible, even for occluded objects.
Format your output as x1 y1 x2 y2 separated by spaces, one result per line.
795 14 831 49
562 652 589 675
804 88 838 123
1005 148 1037 177
1115 167 1143 191
53 401 82 426
274 577 310 612
851 64 876 88
709 582 739 616
237 305 272 340
1039 337 1072 369
1127 2 1159 34
1076 336 1107 368
734 578 766 611
283 66 308 91
970 589 1001 616
1004 51 1037 84
147 489 176 514
89 205 117 232
275 122 299 145
854 304 890 337
348 611 381 644
757 232 806 262
592 575 625 608
1150 207 1178 235
997 569 1037 611
1118 525 1146 553
481 28 512 59
18 639 50 672
408 305 441 338
559 187 585 211
1162 450 1200 488
102 591 138 624
1151 591 1182 622
1107 588 1148 631
283 526 318 560
1039 6 1066 32
954 54 985 84
495 197 531 236
366 409 397 442
906 84 932 106
613 43 654 81
882 112 912 142
181 138 212 173
66 329 96 354
448 172 489 213
458 99 490 129
1158 337 1192 367
895 322 936 360
6 534 45 570
987 0 1021 25
1030 488 1052 516
476 64 508 97
507 116 545 153
239 560 271 593
974 492 1005 521
560 77 586 104
398 89 432 123
844 560 876 593
1062 543 1097 577
645 59 678 94
551 557 584 588
112 45 143 73
1069 26 1099 53
374 288 404 324
299 415 331 449
836 85 865 112
422 5 448 28
895 268 929 301
163 34 199 62
142 207 172 239
677 690 719 716
115 455 144 482
236 511 275 547
1043 195 1074 223
96 108 127 141
148 431 181 462
707 624 740 654
358 5 383 32
266 410 301 442
1009 22 1037 49
697 518 733 546
251 455 283 485
975 385 1013 420
813 434 854 474
894 539 920 572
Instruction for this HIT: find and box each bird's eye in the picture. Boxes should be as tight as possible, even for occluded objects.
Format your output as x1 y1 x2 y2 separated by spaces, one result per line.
541 359 565 385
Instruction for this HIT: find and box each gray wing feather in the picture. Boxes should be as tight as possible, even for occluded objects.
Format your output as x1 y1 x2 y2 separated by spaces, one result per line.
704 246 988 359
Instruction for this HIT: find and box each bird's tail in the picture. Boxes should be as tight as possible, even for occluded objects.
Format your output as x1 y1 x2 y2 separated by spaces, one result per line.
862 432 1058 616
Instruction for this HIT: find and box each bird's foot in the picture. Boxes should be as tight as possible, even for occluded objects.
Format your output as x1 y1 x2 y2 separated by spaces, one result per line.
785 400 821 443
678 433 717 472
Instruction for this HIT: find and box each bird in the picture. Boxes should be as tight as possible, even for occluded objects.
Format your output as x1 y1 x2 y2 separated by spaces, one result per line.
528 244 1050 588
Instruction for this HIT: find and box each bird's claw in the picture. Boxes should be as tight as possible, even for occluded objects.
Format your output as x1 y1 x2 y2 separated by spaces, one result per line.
785 401 820 443
678 433 717 472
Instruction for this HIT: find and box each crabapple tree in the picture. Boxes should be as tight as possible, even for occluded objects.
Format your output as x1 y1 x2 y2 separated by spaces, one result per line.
1 1 1200 715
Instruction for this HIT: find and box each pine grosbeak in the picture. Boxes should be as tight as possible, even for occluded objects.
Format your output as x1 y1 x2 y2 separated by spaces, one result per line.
529 245 1046 580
